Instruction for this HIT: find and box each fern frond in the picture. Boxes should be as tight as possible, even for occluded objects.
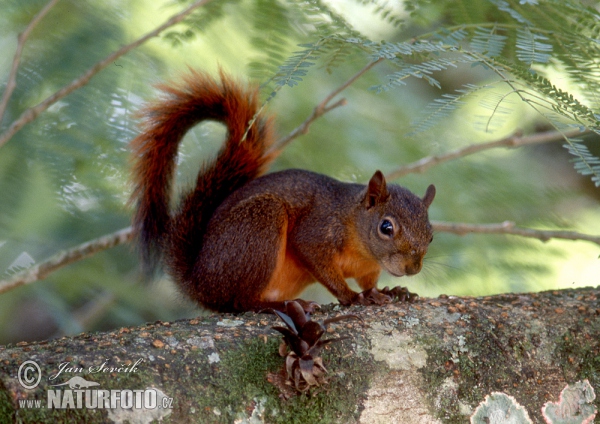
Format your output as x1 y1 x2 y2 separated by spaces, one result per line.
470 27 507 58
355 0 404 28
303 0 362 38
247 0 292 80
260 37 337 102
240 0 600 186
473 88 515 133
321 41 360 74
276 0 362 74
409 84 490 135
518 0 600 39
544 27 600 110
273 45 320 88
564 139 600 186
504 61 599 126
515 28 552 65
361 37 478 93
446 0 491 25
371 39 456 59
433 27 469 47
261 35 374 100
562 52 600 110
569 9 600 40
286 0 360 38
373 57 471 93
487 0 531 25
163 0 238 46
472 55 600 183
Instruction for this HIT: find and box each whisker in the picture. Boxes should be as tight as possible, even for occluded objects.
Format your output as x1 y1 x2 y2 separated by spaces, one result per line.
424 260 461 271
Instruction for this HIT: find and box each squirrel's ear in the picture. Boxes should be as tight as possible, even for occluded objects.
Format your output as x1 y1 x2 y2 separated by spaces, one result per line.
422 184 436 208
366 170 389 208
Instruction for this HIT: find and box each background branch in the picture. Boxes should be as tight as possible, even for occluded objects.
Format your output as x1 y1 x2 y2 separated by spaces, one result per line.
0 0 61 122
385 128 586 180
433 220 600 246
270 58 384 154
2 217 598 295
0 227 133 295
0 0 212 149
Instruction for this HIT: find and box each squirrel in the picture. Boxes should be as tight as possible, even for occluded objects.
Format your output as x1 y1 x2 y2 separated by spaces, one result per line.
130 69 436 313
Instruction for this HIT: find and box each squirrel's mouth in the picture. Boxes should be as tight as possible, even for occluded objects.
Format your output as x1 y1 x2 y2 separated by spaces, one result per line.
384 267 406 278
380 258 406 277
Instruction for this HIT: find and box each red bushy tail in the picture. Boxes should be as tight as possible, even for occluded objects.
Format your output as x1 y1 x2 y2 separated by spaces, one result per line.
129 70 277 277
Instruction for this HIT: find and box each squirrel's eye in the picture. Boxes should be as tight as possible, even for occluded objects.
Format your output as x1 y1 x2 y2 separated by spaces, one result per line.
379 219 394 237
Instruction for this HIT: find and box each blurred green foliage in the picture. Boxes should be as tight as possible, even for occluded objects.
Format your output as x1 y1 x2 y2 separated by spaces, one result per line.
0 0 598 343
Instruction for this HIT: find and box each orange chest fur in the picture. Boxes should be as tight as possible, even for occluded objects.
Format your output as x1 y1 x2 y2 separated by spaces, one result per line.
260 224 380 302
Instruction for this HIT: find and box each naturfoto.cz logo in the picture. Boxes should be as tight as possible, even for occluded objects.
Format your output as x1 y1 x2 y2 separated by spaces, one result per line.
17 360 41 390
16 359 173 413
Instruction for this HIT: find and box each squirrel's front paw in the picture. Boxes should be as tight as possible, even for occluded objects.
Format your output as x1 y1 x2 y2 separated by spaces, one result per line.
379 286 419 303
348 286 419 306
352 288 393 306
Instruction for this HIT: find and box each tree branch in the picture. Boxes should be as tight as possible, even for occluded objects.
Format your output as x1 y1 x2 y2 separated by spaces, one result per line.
433 220 600 246
385 128 586 181
0 227 133 295
269 58 384 154
0 0 212 149
2 218 599 296
2 288 599 422
0 0 61 123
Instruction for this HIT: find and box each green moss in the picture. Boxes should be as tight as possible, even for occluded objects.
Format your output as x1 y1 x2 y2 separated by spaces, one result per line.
9 399 105 423
191 336 374 423
0 385 15 423
555 319 600 415
417 325 523 424
418 342 460 422
190 337 280 422
418 314 600 424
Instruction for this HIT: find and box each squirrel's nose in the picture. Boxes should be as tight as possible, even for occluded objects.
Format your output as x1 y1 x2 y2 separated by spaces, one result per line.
404 258 423 275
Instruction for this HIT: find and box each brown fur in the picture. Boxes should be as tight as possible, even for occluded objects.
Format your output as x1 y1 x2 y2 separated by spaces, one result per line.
130 71 435 312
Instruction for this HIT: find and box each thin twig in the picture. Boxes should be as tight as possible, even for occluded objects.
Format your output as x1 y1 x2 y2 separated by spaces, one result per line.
2 217 599 296
270 58 384 154
0 0 61 122
0 227 133 295
432 221 600 246
0 0 212 149
385 127 587 181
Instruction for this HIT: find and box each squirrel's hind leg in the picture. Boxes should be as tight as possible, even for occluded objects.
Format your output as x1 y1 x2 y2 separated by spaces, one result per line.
194 195 313 312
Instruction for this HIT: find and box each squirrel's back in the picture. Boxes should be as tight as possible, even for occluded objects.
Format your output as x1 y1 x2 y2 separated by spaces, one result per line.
129 70 277 282
130 70 435 313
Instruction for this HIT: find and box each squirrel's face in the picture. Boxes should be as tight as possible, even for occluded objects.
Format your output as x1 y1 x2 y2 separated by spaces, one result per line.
374 214 433 276
362 171 436 277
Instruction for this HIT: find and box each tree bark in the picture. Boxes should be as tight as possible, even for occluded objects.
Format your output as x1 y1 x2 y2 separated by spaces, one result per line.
0 287 598 423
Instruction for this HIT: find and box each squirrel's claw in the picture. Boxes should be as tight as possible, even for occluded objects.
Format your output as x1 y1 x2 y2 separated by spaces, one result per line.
349 286 419 306
352 288 393 306
380 286 419 303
